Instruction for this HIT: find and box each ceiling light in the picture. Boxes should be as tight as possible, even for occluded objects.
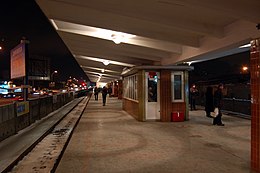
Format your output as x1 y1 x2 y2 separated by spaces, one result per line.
101 69 105 73
111 34 124 44
103 60 110 66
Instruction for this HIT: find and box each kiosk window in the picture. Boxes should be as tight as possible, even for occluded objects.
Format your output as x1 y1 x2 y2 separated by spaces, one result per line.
123 74 138 101
171 72 184 102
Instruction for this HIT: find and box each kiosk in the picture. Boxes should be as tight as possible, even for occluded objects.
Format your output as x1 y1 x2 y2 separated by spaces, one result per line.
122 65 193 122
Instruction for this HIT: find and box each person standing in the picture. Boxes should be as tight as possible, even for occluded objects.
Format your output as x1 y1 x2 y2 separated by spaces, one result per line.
190 84 198 110
213 83 225 126
102 86 108 106
205 86 214 118
94 87 98 100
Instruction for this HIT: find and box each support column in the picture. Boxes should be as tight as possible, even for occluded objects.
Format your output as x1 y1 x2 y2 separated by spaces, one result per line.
250 38 260 172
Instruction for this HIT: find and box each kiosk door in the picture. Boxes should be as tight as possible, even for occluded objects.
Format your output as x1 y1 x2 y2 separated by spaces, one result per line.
145 72 160 120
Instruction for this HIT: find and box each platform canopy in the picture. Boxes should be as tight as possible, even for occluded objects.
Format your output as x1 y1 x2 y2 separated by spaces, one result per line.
36 0 260 83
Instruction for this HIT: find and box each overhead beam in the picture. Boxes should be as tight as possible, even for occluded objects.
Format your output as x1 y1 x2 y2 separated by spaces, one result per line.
73 50 155 66
58 31 169 61
84 70 121 78
81 66 121 74
56 24 182 54
82 68 121 78
75 55 135 68
75 57 124 72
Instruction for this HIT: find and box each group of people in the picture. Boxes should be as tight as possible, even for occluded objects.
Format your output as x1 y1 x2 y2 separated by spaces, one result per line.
190 83 225 126
94 86 108 106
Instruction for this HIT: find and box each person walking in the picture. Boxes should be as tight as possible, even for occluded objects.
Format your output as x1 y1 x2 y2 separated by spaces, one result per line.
102 86 108 106
205 86 214 118
94 87 98 100
213 83 225 126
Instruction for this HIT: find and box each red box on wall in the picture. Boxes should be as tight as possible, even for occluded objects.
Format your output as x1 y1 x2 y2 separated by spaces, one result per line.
171 112 184 122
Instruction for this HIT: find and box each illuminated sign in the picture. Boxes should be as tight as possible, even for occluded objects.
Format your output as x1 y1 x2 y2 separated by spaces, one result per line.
10 43 26 79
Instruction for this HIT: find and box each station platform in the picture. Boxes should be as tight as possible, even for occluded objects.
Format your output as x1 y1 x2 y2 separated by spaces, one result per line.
55 96 251 173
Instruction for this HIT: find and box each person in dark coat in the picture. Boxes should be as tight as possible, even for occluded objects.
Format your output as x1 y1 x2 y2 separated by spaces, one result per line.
102 86 108 106
205 86 214 118
213 83 225 126
94 87 98 100
190 84 198 110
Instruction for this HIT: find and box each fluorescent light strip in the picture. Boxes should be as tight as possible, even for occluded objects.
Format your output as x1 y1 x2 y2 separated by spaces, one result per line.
239 43 250 49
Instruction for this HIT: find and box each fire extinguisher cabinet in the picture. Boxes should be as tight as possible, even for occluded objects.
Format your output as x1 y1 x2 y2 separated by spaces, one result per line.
171 112 184 122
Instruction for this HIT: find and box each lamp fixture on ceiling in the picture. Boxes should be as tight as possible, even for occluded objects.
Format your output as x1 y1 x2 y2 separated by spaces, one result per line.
111 34 124 44
103 60 110 66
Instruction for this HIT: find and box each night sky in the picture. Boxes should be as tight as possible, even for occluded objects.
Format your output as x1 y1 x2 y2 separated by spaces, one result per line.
190 51 250 85
0 0 88 81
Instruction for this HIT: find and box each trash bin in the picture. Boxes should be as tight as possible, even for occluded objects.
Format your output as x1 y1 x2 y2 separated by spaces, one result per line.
171 112 184 122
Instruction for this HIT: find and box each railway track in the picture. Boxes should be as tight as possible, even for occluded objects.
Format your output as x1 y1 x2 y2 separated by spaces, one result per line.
4 96 90 173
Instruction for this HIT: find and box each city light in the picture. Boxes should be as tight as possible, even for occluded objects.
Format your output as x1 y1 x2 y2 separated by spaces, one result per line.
241 66 249 74
242 66 248 71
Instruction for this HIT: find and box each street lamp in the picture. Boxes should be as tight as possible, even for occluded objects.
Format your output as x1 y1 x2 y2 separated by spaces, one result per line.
49 71 58 88
241 66 249 74
242 66 248 71
51 70 58 81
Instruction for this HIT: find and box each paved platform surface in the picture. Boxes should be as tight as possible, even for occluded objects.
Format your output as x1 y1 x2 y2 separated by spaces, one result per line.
56 96 251 173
